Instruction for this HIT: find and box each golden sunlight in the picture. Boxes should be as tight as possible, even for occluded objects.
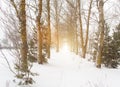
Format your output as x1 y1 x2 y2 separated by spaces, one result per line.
61 42 70 52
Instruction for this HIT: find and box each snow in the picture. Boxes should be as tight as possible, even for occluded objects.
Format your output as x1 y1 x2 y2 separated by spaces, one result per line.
0 49 120 87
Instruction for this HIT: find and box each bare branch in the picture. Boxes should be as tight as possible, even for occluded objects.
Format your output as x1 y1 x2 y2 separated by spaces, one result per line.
10 0 19 19
66 0 75 9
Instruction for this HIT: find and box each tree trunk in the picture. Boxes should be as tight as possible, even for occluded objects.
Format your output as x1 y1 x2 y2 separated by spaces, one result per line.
78 0 84 58
47 0 51 58
96 0 105 68
19 0 28 71
82 0 93 58
75 1 78 55
56 24 59 52
75 29 78 55
78 0 93 58
37 0 43 64
54 0 59 52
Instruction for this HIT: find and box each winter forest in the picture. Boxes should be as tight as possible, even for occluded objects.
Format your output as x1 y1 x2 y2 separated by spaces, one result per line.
0 0 120 87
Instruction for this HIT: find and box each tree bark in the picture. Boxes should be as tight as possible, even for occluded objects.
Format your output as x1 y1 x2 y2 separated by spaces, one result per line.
47 0 51 58
75 1 78 55
10 0 28 72
37 0 43 64
19 0 28 71
78 0 84 58
96 0 105 68
54 0 59 52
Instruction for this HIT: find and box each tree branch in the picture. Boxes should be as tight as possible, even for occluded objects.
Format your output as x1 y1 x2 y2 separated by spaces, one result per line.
10 0 19 19
66 0 75 9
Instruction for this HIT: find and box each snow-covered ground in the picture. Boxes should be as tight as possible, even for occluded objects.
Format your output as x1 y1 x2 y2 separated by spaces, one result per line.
0 49 120 87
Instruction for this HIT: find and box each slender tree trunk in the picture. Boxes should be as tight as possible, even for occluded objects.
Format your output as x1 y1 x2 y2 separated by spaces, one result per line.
75 1 78 55
82 0 93 58
75 28 78 55
56 25 59 52
75 21 78 55
55 0 59 52
37 0 43 64
47 0 51 58
78 0 93 58
96 0 105 68
78 0 84 57
19 0 28 71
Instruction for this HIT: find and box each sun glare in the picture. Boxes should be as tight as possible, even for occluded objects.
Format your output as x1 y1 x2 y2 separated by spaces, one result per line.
61 43 70 52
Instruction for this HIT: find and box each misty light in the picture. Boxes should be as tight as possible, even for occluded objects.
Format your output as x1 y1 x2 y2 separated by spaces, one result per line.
61 42 70 52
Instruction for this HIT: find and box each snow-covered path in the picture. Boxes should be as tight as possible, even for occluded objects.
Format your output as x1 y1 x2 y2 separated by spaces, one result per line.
0 49 120 87
32 49 120 87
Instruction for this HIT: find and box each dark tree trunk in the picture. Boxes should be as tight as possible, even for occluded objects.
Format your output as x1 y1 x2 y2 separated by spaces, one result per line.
37 0 43 64
47 0 51 58
19 0 28 71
